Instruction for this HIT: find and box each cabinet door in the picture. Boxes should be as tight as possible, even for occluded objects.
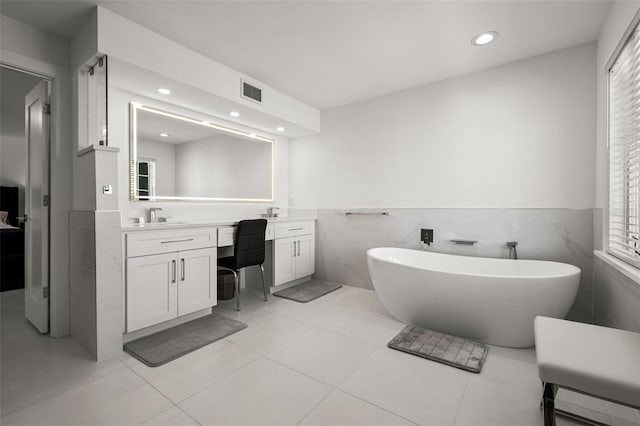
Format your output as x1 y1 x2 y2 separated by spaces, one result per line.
274 236 296 286
126 252 178 332
295 234 315 279
178 247 217 316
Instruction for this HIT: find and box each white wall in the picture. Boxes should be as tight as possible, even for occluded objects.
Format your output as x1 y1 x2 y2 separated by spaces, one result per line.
1 14 72 338
137 139 176 196
175 135 271 199
290 43 597 209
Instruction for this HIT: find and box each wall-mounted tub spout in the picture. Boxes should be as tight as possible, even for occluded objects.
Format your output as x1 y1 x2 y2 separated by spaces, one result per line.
506 241 518 260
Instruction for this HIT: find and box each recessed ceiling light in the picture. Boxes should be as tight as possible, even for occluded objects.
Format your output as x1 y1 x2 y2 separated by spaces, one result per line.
157 88 171 95
160 133 169 138
471 31 499 46
276 126 285 132
230 111 240 118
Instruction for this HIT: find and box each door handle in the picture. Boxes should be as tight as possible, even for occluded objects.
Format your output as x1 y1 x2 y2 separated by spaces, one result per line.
298 240 301 256
181 258 185 281
17 215 28 223
172 259 176 283
293 241 296 257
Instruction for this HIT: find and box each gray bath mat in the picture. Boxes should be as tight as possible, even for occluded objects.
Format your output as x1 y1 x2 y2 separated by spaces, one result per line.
273 280 342 303
124 313 247 367
388 325 488 373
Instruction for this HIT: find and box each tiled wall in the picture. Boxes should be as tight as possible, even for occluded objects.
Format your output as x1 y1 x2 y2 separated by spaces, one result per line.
594 255 640 333
314 208 594 323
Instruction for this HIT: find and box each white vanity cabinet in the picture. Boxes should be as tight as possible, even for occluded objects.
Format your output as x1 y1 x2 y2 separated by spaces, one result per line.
125 227 217 333
274 222 315 286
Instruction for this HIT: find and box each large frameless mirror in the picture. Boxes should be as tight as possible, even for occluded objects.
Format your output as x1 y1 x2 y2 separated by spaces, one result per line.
129 104 274 202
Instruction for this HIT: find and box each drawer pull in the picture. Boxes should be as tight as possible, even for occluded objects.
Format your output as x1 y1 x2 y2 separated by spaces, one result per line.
161 238 195 244
181 258 185 281
288 227 304 231
172 259 176 283
297 240 301 256
293 241 296 257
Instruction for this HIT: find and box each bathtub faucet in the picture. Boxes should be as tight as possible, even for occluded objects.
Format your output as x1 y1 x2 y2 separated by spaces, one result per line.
506 241 518 260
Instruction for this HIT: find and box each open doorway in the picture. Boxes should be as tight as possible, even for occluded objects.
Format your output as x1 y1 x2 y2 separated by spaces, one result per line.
0 65 51 333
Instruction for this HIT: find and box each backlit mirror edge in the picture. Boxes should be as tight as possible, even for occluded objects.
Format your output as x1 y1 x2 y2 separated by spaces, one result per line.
129 102 275 203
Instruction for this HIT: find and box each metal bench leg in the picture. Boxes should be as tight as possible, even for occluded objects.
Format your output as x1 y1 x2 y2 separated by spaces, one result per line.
543 382 557 426
260 264 268 302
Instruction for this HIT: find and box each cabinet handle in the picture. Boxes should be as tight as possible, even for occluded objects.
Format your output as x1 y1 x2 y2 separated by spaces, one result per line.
161 238 194 244
172 259 176 283
181 258 185 281
288 227 304 231
298 240 301 256
293 241 296 257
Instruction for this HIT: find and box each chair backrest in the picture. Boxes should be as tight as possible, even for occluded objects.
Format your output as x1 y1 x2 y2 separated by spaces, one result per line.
233 219 267 269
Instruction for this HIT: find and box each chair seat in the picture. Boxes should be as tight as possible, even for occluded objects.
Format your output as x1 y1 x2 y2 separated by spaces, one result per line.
218 256 236 271
534 316 640 408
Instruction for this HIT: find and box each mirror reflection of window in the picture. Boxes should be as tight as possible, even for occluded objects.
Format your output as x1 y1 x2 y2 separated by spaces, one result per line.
130 104 274 202
137 158 155 200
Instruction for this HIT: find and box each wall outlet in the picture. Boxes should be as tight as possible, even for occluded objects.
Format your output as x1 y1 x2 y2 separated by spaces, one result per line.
421 229 434 245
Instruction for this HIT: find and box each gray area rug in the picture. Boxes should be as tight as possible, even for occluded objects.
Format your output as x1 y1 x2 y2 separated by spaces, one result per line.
273 280 343 303
124 313 247 367
388 325 488 373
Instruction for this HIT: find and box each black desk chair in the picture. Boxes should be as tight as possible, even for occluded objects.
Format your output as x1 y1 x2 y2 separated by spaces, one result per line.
218 219 268 311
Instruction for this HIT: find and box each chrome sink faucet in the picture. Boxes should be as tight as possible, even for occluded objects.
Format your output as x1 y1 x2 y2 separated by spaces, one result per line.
506 241 518 260
148 207 163 223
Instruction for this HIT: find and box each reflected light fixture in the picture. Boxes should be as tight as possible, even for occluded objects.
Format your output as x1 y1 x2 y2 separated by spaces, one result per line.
276 126 285 132
230 111 240 117
160 133 169 137
157 88 171 95
471 31 499 46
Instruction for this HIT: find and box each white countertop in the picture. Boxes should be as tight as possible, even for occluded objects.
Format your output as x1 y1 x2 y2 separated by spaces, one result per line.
121 216 316 232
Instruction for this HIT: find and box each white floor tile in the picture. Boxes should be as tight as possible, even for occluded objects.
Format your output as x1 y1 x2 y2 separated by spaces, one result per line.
180 357 331 426
225 312 308 355
2 368 172 426
266 327 377 386
556 389 611 424
480 346 540 394
454 376 543 426
605 401 640 426
141 406 200 426
339 348 470 425
318 305 404 346
127 339 260 403
298 389 417 426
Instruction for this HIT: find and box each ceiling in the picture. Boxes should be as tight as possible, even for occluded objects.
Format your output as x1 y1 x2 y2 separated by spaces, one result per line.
1 1 612 110
137 108 224 145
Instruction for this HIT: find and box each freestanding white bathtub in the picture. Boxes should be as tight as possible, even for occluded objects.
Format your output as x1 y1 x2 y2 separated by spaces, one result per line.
367 247 580 348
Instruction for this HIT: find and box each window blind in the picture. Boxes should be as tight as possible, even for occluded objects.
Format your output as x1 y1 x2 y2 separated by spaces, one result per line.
609 20 640 266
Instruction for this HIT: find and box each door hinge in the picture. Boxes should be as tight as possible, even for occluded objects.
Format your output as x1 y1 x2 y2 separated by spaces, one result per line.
43 195 49 207
43 287 49 299
43 103 51 115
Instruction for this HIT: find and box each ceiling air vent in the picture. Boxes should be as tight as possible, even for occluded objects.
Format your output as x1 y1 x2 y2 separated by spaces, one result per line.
241 80 262 104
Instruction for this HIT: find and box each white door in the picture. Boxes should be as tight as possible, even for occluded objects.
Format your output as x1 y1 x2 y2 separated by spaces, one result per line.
274 237 296 286
126 253 178 332
178 247 217 316
24 80 50 333
295 234 315 279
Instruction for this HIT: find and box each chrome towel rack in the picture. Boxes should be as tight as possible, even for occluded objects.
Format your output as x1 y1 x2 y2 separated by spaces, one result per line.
344 211 389 216
450 239 478 245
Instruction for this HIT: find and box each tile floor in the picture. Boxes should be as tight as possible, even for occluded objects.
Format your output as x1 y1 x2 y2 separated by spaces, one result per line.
1 285 639 426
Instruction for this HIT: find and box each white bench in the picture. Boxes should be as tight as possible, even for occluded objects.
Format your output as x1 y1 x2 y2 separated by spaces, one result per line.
534 316 640 426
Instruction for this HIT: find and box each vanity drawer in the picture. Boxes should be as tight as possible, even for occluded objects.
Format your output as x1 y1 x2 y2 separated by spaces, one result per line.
218 223 275 247
275 221 314 239
126 227 217 258
217 226 236 247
